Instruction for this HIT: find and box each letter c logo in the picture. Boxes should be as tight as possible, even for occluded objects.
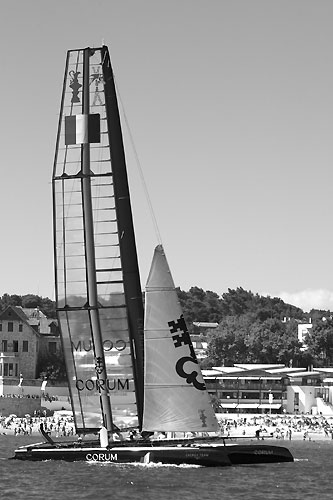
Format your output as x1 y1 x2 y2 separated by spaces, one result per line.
175 357 206 391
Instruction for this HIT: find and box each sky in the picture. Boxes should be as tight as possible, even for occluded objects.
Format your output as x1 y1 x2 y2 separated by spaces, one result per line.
1 0 333 312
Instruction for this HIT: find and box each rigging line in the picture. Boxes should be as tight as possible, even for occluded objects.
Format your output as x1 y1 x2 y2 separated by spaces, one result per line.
113 75 163 246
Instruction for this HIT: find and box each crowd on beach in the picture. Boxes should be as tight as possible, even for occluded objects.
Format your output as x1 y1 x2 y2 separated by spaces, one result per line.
0 394 41 399
217 413 333 440
0 393 59 401
0 411 75 437
1 411 333 441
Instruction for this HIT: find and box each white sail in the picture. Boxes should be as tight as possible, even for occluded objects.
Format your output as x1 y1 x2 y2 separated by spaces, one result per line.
142 245 218 433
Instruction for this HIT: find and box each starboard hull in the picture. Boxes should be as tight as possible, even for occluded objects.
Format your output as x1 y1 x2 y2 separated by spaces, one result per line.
14 443 231 466
13 441 293 465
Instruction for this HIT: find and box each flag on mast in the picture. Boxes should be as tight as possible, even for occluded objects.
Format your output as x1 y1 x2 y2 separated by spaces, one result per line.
65 114 100 145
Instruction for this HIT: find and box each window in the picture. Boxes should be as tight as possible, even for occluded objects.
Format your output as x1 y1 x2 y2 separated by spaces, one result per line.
8 322 13 332
19 324 23 332
3 363 14 376
23 341 28 352
0 323 2 332
48 342 57 354
13 341 18 352
241 392 260 400
2 340 7 352
1 363 18 377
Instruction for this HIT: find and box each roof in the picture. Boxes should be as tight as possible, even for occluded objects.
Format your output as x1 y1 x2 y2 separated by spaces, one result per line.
234 364 285 370
0 305 29 322
0 305 41 337
0 305 56 337
18 307 47 320
268 367 306 374
203 364 333 380
288 371 321 377
212 366 246 373
203 367 284 379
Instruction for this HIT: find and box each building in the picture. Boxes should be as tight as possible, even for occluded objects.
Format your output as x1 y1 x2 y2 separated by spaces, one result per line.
191 322 218 360
297 322 313 346
0 305 61 382
204 364 333 416
204 364 289 414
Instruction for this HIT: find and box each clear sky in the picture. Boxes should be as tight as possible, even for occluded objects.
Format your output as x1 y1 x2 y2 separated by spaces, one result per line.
1 0 333 312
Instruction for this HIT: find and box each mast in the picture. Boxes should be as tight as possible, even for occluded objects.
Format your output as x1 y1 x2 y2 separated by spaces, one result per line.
81 47 113 432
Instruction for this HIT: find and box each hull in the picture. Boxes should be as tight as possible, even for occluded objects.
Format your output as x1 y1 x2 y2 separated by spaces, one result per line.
13 440 293 465
223 444 293 464
14 442 231 467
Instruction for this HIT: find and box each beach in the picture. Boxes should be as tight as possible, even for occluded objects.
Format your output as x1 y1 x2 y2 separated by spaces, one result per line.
216 413 333 441
0 412 75 438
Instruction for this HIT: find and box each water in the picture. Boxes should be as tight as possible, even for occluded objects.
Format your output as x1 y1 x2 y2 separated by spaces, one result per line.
1 436 332 500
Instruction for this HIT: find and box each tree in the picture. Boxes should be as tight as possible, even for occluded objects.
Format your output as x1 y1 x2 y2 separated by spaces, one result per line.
220 288 305 321
0 293 22 310
205 315 254 366
22 294 42 308
0 293 57 318
305 318 333 366
205 314 304 366
177 286 222 327
246 318 302 365
39 297 57 318
37 350 67 381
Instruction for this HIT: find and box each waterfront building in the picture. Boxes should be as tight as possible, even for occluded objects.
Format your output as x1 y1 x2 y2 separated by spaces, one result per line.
204 364 333 416
0 305 61 384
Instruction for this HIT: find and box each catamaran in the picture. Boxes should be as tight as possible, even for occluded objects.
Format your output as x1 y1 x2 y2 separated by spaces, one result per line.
14 46 293 465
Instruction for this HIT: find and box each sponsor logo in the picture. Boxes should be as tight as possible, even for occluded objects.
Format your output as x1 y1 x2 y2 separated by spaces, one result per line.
76 378 130 392
69 70 81 103
176 357 206 391
168 315 206 392
86 453 118 462
72 339 127 352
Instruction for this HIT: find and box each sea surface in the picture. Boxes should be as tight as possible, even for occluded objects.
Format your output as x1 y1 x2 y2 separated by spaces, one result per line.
1 435 332 500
